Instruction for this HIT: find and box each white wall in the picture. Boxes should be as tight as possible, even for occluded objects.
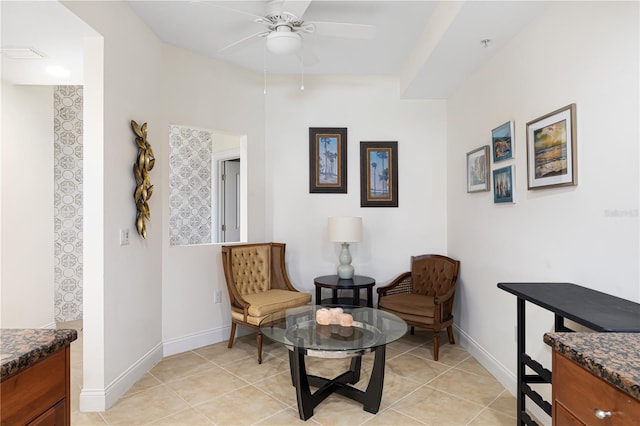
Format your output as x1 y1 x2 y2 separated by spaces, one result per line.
446 0 639 411
14 0 635 415
160 45 265 354
62 1 165 410
62 0 268 408
0 82 55 329
265 75 448 295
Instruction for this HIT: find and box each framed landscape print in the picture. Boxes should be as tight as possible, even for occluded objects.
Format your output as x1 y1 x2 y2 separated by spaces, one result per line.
466 146 490 193
360 141 398 207
492 121 514 162
309 127 347 193
526 104 577 189
493 165 515 204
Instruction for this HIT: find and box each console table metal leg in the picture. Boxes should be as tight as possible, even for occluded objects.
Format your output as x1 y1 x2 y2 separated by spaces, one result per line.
517 297 526 426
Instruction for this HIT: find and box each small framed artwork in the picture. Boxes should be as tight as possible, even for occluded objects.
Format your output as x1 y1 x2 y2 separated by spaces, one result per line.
309 127 347 193
360 141 398 207
526 104 577 189
492 121 514 162
466 146 490 193
493 165 515 204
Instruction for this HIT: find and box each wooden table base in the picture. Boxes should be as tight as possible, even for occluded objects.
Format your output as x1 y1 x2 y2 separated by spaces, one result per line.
289 345 386 421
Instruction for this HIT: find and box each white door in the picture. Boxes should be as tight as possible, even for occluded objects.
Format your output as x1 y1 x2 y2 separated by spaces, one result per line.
222 159 241 242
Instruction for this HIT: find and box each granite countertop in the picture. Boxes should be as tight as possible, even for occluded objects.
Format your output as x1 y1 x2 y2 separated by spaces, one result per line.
544 332 640 401
0 328 78 381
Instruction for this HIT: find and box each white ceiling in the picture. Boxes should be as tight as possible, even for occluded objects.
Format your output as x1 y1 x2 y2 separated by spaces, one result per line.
1 1 98 85
1 1 548 98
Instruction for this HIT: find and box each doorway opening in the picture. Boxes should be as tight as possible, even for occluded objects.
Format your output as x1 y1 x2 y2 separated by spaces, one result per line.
216 156 241 243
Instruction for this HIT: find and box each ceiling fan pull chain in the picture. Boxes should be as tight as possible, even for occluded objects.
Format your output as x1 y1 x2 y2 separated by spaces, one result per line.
300 51 305 91
263 44 268 95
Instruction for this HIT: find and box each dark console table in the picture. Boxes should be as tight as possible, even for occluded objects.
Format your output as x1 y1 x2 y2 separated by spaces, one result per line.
314 275 375 308
498 282 640 426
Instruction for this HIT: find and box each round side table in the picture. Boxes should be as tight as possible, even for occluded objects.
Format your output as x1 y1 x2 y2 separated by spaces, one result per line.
313 275 376 308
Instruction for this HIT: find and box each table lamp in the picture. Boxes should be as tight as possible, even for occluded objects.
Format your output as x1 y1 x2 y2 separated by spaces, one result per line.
328 216 363 279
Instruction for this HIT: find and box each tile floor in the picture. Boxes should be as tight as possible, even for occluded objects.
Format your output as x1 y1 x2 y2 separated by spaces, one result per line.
60 321 517 425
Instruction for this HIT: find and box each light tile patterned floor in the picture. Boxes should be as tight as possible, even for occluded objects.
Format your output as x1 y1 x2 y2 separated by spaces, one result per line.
60 321 516 425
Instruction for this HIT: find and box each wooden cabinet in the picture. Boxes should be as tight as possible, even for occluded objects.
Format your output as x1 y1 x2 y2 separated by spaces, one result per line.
552 351 640 426
1 346 71 426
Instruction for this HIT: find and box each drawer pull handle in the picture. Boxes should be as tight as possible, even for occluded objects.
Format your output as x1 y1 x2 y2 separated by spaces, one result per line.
594 408 612 419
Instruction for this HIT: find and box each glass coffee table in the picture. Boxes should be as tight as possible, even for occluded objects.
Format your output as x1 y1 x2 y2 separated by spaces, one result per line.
260 305 407 420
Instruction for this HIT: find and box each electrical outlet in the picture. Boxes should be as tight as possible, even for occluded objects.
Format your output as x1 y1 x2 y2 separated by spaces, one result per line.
214 290 222 304
119 228 130 246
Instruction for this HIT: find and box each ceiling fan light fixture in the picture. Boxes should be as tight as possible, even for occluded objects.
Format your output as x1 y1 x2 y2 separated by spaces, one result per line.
266 30 302 55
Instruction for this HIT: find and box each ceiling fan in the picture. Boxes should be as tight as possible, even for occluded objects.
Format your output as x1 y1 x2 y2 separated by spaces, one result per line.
196 0 376 57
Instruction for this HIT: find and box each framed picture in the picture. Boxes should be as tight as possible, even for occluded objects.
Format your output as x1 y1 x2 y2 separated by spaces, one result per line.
360 141 398 207
493 165 515 204
309 127 347 193
492 121 514 162
466 146 490 193
526 104 577 189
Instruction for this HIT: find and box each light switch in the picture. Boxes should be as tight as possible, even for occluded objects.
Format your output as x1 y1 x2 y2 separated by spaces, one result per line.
120 228 130 246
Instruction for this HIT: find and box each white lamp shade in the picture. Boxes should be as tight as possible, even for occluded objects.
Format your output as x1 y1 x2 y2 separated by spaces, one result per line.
328 217 362 243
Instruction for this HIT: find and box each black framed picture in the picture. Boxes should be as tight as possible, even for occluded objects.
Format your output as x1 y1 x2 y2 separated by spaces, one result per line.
309 127 347 193
360 141 398 207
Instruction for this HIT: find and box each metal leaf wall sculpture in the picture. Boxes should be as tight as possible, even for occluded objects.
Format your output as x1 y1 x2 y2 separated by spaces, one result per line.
131 120 155 238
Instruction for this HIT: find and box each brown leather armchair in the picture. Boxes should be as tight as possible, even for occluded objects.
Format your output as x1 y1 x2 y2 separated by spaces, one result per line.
377 254 460 361
221 242 312 364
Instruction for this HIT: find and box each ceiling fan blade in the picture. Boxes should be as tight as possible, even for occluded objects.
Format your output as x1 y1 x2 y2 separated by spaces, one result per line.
219 31 268 54
277 0 312 19
191 0 265 21
307 21 376 39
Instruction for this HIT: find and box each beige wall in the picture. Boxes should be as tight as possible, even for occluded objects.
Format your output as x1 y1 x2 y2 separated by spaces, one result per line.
446 2 639 420
1 82 55 329
264 75 448 293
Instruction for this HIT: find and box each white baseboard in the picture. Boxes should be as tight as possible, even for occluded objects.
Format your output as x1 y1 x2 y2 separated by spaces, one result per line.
41 322 57 329
455 325 551 426
78 388 107 412
455 325 516 396
79 342 163 412
162 324 233 357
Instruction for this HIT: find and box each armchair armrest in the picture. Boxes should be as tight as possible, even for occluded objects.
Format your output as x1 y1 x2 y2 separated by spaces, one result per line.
434 286 456 305
377 272 412 297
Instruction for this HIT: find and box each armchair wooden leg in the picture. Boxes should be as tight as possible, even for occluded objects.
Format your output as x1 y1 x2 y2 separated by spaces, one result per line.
257 332 263 364
433 333 439 362
228 322 237 348
447 326 455 344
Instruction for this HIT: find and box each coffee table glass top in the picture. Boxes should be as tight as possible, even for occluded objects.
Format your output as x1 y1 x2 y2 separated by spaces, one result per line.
260 306 407 352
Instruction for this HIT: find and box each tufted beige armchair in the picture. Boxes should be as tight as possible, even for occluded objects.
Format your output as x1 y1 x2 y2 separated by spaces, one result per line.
377 254 460 361
221 242 311 364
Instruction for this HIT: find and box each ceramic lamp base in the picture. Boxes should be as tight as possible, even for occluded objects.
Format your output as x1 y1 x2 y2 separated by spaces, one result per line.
337 243 355 279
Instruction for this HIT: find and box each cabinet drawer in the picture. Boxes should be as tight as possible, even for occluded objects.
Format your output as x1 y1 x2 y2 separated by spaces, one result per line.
28 401 66 426
1 348 66 425
553 352 640 425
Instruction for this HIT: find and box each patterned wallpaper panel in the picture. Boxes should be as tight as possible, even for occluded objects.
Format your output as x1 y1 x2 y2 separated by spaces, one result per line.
169 125 213 246
53 85 83 322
